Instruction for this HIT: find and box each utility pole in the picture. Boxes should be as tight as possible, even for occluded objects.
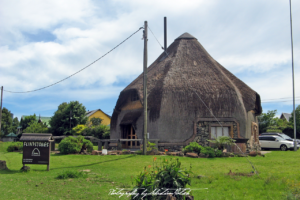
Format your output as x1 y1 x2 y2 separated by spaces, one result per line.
70 110 72 133
0 86 3 134
164 17 167 51
289 0 297 151
143 21 148 155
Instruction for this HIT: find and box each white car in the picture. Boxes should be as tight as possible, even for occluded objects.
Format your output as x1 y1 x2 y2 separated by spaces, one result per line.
259 136 298 151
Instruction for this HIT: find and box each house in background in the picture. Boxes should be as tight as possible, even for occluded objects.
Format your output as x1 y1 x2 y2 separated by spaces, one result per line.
86 109 111 126
280 113 291 121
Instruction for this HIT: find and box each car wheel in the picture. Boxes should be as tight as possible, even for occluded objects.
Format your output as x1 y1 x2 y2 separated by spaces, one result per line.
280 145 287 151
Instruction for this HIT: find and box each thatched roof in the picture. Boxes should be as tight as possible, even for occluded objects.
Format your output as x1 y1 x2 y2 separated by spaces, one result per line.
112 32 261 129
20 133 53 142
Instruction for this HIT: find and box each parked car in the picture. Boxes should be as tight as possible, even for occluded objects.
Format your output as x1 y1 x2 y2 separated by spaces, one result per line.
259 136 299 151
260 132 300 145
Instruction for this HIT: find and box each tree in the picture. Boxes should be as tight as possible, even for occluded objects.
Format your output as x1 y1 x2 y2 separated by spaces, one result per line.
12 117 19 134
20 114 37 131
89 117 102 126
1 107 13 135
266 118 292 133
88 124 110 139
257 110 277 133
23 121 49 133
49 101 88 136
72 124 87 135
71 118 110 139
290 105 300 134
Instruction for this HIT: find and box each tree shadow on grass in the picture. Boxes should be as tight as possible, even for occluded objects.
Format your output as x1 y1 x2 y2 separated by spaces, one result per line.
0 155 136 173
50 154 136 170
0 169 27 174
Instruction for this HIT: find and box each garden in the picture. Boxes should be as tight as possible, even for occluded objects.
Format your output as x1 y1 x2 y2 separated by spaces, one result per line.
1 140 300 199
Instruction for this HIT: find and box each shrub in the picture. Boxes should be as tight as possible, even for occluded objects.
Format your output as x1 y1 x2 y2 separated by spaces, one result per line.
135 150 142 155
200 147 223 158
58 136 93 154
56 170 88 179
140 141 157 152
131 158 192 200
82 139 93 152
7 142 23 152
207 136 236 150
183 142 203 154
201 146 216 158
215 149 223 157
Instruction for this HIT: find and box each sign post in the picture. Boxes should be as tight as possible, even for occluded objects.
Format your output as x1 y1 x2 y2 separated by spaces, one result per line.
20 133 53 171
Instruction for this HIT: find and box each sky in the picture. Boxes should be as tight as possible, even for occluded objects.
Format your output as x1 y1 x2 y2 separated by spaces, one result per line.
0 0 299 121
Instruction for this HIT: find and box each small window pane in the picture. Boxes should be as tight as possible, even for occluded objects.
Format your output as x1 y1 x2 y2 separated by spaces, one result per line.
223 127 229 137
211 127 216 139
216 127 222 137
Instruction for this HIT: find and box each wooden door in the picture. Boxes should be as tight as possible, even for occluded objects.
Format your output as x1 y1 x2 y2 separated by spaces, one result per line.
121 124 139 148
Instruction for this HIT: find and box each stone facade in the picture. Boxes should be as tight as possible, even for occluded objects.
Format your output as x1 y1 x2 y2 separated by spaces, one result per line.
194 121 239 146
158 145 183 152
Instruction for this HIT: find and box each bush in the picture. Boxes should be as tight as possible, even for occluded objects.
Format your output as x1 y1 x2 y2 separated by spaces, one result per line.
82 139 93 152
201 146 216 158
215 149 223 157
140 141 157 152
131 158 192 200
7 142 23 152
207 136 236 150
201 146 223 158
56 170 88 179
183 142 203 154
58 136 93 154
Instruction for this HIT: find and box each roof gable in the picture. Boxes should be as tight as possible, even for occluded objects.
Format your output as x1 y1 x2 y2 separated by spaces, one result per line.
86 109 111 119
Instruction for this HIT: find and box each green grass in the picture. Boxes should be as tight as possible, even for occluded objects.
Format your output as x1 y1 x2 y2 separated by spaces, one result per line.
1 141 300 199
93 145 98 150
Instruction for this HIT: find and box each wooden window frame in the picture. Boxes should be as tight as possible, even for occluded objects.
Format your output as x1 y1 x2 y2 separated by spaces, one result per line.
209 124 234 140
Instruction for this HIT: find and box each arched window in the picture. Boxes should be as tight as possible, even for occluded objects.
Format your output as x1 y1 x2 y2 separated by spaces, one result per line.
131 93 139 102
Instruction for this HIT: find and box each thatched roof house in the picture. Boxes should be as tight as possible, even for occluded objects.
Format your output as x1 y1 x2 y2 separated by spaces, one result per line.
111 32 262 152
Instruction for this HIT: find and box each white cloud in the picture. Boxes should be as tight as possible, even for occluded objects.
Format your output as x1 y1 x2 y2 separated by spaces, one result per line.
0 0 299 117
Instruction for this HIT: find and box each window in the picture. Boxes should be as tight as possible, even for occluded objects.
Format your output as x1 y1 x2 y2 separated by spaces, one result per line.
131 93 139 101
211 126 230 139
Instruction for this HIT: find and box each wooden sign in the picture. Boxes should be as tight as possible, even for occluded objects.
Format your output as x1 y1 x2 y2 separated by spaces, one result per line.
20 133 53 171
22 141 50 164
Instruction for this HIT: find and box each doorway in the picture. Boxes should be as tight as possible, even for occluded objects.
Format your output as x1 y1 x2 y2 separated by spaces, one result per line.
121 124 139 148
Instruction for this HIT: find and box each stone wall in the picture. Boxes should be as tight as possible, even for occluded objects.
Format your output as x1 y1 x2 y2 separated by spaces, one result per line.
193 121 239 146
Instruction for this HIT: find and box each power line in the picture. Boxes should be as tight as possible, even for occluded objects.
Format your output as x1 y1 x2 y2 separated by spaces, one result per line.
148 25 164 49
148 25 169 56
262 98 300 103
3 27 143 93
262 96 300 101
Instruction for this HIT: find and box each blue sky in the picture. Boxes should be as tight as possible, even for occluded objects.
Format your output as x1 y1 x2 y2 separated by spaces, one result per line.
0 0 299 121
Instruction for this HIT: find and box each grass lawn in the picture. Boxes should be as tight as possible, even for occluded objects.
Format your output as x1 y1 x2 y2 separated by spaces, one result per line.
1 141 300 200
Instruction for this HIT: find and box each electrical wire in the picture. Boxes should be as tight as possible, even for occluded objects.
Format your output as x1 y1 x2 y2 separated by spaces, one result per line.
148 25 164 49
262 98 300 103
3 27 143 93
262 96 300 101
148 25 169 56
